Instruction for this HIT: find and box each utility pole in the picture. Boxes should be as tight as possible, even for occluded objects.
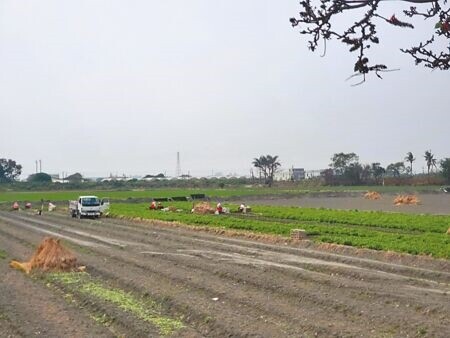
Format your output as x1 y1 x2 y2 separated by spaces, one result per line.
176 152 181 177
35 160 38 173
39 160 42 173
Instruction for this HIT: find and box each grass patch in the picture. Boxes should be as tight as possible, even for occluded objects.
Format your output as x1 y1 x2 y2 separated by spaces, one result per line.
0 249 7 259
0 185 439 203
46 272 184 336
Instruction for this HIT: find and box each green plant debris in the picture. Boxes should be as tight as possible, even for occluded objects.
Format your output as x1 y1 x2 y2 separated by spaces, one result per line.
90 313 114 327
0 249 7 259
110 203 450 259
46 272 184 336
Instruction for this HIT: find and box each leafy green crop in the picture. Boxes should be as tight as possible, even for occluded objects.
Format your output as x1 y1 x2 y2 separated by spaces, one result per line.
254 206 450 233
46 272 184 336
111 203 450 259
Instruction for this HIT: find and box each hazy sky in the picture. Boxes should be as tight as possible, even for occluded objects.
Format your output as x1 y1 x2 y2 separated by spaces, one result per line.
1 1 448 178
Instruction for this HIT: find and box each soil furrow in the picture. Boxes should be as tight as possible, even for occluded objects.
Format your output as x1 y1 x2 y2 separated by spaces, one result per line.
1 211 449 337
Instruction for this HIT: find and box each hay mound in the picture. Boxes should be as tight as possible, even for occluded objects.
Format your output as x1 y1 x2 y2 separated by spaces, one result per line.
364 191 381 200
446 227 450 235
394 195 420 206
9 237 78 274
192 202 215 214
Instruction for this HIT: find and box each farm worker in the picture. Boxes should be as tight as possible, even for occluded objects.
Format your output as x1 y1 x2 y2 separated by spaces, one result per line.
12 202 19 210
157 202 164 209
150 201 157 210
25 202 32 209
216 203 223 214
238 204 246 213
48 202 56 212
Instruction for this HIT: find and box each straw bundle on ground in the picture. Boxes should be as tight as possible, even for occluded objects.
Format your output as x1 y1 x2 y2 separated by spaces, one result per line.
393 195 420 206
364 191 381 200
10 237 78 274
192 202 215 214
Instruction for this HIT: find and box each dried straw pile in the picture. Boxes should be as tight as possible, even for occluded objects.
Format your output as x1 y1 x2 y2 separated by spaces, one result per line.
393 195 420 206
192 202 215 214
364 191 381 200
10 237 78 274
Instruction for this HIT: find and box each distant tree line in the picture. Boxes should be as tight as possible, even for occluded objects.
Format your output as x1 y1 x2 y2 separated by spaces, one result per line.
2 151 450 190
322 150 450 185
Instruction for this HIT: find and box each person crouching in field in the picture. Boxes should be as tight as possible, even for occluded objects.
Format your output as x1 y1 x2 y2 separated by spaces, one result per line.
149 201 157 210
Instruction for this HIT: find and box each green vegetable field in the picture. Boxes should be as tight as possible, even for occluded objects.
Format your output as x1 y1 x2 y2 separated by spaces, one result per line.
0 185 438 203
111 202 450 259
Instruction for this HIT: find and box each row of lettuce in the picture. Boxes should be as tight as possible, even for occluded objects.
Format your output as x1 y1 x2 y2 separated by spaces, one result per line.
110 202 450 259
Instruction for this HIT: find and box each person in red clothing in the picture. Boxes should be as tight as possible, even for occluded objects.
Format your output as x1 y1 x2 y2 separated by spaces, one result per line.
149 201 157 210
216 203 223 214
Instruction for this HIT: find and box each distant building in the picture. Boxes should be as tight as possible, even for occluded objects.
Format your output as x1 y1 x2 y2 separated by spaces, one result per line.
274 167 305 181
101 174 134 182
50 174 67 183
274 169 291 181
290 168 305 181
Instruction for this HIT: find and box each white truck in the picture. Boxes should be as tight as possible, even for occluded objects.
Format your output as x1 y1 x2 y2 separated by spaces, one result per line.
69 196 110 219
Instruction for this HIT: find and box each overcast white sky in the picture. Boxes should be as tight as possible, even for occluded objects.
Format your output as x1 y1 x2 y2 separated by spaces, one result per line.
0 1 448 178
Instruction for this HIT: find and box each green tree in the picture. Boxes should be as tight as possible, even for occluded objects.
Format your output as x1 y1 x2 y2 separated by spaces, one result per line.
404 152 415 175
371 162 385 184
0 158 22 183
252 156 267 182
386 162 405 177
440 158 450 183
330 153 359 175
27 172 52 183
329 152 364 185
252 155 281 186
424 150 437 175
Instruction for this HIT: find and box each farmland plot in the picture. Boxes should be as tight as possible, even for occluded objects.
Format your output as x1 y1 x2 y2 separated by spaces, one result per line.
111 203 450 258
0 210 448 337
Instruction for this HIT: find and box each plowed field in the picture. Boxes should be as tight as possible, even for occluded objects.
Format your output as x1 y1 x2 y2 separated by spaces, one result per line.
0 211 449 337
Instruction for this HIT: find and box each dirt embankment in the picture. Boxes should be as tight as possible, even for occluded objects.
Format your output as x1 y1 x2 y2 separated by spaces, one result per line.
0 211 449 337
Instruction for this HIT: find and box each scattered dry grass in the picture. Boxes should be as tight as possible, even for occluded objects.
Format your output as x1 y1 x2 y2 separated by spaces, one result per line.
192 202 215 214
394 195 420 206
10 237 79 274
364 191 381 200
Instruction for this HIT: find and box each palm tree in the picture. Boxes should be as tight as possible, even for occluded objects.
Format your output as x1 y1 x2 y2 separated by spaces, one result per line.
404 152 415 175
424 150 437 175
252 156 268 182
252 155 281 185
265 155 281 183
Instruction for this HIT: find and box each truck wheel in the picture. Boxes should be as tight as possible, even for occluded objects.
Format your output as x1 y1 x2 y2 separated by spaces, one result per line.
71 212 76 218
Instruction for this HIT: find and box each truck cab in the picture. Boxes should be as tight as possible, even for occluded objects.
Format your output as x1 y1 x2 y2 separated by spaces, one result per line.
70 196 102 218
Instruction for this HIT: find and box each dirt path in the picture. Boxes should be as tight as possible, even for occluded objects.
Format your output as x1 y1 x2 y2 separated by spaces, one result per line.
0 211 449 337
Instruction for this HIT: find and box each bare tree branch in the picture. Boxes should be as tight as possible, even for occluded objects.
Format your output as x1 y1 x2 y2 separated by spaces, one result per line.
290 0 449 83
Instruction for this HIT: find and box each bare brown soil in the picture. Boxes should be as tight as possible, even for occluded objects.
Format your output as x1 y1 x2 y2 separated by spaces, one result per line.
0 210 449 337
244 192 450 214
